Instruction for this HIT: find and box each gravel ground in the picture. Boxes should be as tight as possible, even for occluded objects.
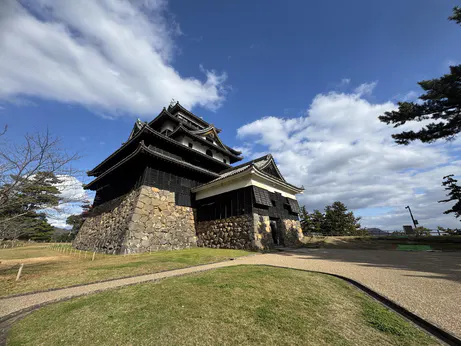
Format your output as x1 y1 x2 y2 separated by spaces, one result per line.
1 249 460 338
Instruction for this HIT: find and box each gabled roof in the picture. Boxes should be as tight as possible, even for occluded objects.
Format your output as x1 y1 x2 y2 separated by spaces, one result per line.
225 146 242 156
192 154 304 193
190 125 222 135
87 123 231 176
85 141 220 190
169 124 242 161
167 101 210 128
257 155 286 182
220 154 274 174
127 119 147 141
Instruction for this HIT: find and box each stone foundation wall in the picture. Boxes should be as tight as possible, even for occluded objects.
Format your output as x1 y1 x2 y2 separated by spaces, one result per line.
196 215 254 250
196 213 303 251
282 219 304 247
253 214 273 250
73 188 139 254
123 186 196 253
73 185 196 254
74 184 302 254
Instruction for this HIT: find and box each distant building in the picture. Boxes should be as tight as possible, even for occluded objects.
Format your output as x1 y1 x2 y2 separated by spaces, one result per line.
365 228 391 236
73 102 304 254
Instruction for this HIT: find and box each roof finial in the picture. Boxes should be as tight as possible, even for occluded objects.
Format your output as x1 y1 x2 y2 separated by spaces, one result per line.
169 98 176 108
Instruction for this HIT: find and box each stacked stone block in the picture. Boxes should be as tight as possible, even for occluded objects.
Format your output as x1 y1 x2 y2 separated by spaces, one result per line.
73 186 196 254
195 215 254 250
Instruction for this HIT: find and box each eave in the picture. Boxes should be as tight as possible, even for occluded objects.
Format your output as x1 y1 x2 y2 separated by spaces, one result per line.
87 124 231 177
192 163 304 195
85 142 220 190
148 108 198 131
169 125 242 162
190 125 222 135
167 102 210 128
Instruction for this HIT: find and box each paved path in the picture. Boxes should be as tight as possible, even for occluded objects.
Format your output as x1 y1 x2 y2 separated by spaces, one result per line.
1 249 461 338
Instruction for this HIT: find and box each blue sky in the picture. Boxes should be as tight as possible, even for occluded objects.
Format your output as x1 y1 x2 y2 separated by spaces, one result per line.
1 0 461 229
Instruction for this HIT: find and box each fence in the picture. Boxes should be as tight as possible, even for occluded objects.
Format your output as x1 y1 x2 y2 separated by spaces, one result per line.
304 229 453 237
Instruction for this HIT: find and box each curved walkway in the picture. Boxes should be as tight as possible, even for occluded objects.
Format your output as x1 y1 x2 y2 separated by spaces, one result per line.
1 249 461 338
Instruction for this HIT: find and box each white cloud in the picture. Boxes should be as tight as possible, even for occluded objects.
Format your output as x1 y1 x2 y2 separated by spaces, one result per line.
0 0 226 117
237 86 461 230
353 81 378 96
402 90 419 102
43 175 90 229
339 78 351 86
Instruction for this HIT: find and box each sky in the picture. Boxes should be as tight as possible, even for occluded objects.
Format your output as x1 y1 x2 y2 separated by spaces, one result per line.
1 0 461 230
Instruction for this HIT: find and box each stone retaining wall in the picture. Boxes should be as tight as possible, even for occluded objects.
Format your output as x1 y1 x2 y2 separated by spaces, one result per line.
73 186 196 254
74 184 301 253
196 215 254 250
282 219 304 247
196 213 303 250
73 188 139 254
123 186 196 253
252 214 274 250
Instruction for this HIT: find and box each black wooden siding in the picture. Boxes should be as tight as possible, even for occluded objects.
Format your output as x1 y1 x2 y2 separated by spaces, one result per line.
93 152 213 207
143 164 212 207
196 186 299 221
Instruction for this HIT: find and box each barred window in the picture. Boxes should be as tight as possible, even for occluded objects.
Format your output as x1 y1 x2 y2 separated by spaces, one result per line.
252 186 272 207
286 198 300 214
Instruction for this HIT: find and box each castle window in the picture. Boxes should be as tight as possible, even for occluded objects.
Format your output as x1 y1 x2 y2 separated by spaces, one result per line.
188 142 193 148
206 136 214 143
206 149 213 157
223 158 227 164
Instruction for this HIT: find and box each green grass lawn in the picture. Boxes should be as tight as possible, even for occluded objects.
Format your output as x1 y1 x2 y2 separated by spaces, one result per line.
0 245 251 297
0 244 58 260
7 266 439 346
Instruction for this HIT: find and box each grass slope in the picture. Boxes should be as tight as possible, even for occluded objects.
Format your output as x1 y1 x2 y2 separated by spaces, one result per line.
0 245 250 297
8 266 439 346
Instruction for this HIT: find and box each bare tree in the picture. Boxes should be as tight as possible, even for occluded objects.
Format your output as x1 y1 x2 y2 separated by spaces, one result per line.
0 126 83 240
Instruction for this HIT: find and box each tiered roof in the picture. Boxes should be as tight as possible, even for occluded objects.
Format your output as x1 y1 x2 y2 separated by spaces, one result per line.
169 125 242 162
85 141 220 190
86 102 243 190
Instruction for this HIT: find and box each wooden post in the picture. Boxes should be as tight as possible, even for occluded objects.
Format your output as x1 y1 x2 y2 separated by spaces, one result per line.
92 252 96 261
16 264 24 281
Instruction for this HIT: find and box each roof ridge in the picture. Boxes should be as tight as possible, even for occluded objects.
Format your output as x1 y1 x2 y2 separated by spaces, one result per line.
220 154 271 174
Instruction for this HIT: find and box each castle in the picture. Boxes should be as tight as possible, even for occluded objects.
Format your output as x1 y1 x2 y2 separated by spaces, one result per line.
73 102 304 253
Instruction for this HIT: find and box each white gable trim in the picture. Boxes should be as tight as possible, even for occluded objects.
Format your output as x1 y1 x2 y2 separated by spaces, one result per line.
194 168 302 201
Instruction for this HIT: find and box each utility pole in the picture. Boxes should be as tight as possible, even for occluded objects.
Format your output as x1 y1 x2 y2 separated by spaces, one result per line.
405 206 418 229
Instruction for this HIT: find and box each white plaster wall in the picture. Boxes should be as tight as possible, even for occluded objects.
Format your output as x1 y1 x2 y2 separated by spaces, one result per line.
195 174 298 200
180 135 229 163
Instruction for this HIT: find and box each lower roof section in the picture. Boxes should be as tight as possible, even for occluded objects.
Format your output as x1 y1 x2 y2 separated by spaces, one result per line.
192 163 304 201
85 141 219 191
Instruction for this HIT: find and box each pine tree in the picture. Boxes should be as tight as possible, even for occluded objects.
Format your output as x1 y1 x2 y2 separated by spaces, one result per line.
379 7 461 145
66 202 92 238
439 175 461 219
300 206 324 235
321 201 363 235
0 172 62 240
